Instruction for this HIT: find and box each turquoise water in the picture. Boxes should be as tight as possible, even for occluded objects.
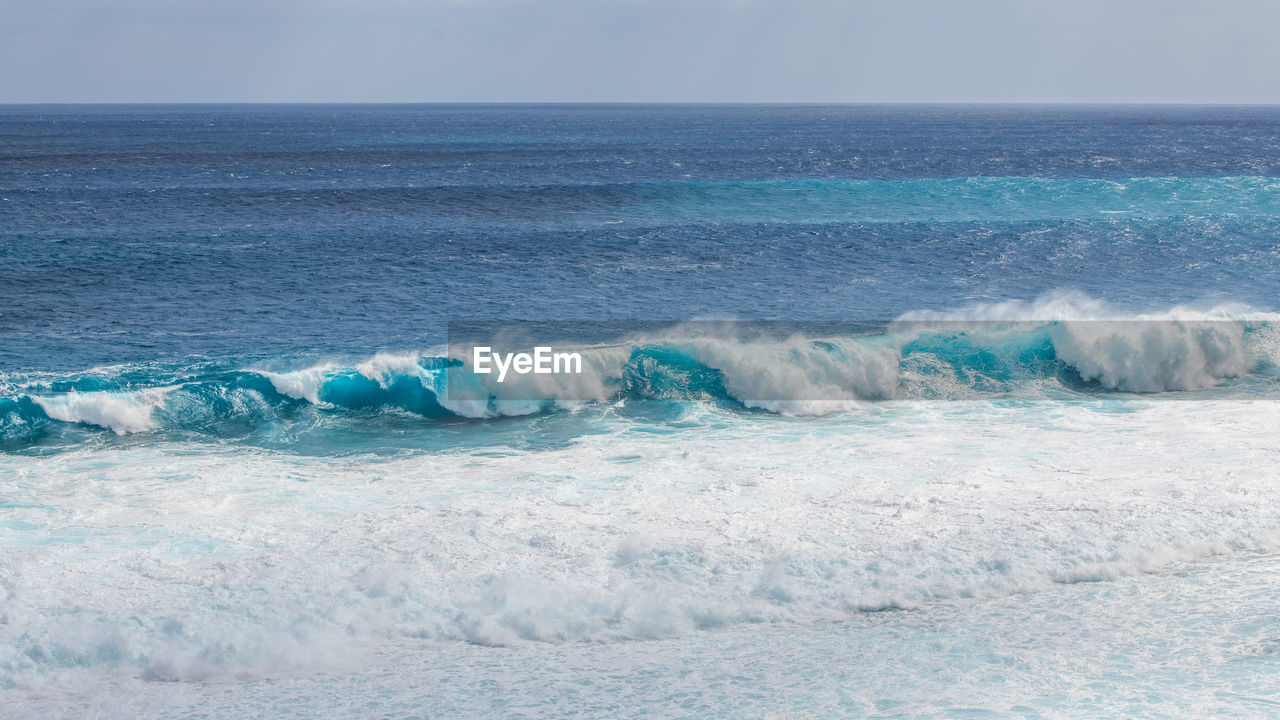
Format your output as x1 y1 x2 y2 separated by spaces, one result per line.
3 105 1280 717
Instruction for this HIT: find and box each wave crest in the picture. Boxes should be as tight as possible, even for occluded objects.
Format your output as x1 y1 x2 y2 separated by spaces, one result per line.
30 388 172 435
5 293 1277 444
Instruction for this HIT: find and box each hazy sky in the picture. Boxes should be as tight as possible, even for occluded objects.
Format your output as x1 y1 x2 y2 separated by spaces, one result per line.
2 0 1278 103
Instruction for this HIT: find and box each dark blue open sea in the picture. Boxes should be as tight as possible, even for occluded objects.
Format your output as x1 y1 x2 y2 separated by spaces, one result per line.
3 105 1280 717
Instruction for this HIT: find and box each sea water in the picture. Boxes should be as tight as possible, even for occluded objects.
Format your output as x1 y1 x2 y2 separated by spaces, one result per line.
2 105 1280 717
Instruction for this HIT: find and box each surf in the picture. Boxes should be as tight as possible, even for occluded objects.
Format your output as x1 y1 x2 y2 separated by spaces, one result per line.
3 292 1277 451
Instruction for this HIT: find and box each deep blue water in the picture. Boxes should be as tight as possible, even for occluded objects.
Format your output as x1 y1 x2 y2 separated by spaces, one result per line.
4 105 1280 367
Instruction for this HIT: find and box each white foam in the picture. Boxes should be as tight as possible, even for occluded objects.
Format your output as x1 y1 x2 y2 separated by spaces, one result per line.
893 288 1273 324
255 364 335 404
4 395 1280 690
1050 319 1253 391
438 344 629 417
677 334 899 414
357 352 426 387
31 388 172 435
894 289 1280 392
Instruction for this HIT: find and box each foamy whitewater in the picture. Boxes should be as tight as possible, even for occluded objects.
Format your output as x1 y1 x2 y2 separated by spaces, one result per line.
4 105 1280 718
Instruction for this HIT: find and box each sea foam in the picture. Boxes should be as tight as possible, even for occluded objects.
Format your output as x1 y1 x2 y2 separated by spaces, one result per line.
31 388 172 435
3 396 1279 689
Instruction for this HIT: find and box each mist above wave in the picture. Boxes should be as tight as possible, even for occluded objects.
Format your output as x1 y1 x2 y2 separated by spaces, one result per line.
2 292 1276 444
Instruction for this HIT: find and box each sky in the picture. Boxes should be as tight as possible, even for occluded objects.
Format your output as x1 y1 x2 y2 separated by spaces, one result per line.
2 0 1278 103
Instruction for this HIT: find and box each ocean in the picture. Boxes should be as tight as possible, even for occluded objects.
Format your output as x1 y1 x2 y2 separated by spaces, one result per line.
2 104 1280 717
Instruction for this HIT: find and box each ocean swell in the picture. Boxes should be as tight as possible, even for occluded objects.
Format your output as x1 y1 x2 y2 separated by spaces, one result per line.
3 294 1277 447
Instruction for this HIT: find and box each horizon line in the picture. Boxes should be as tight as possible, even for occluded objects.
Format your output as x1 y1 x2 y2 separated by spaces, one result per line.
4 100 1280 107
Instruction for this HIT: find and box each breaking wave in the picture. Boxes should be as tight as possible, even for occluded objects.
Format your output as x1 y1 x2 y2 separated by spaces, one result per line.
3 293 1277 445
